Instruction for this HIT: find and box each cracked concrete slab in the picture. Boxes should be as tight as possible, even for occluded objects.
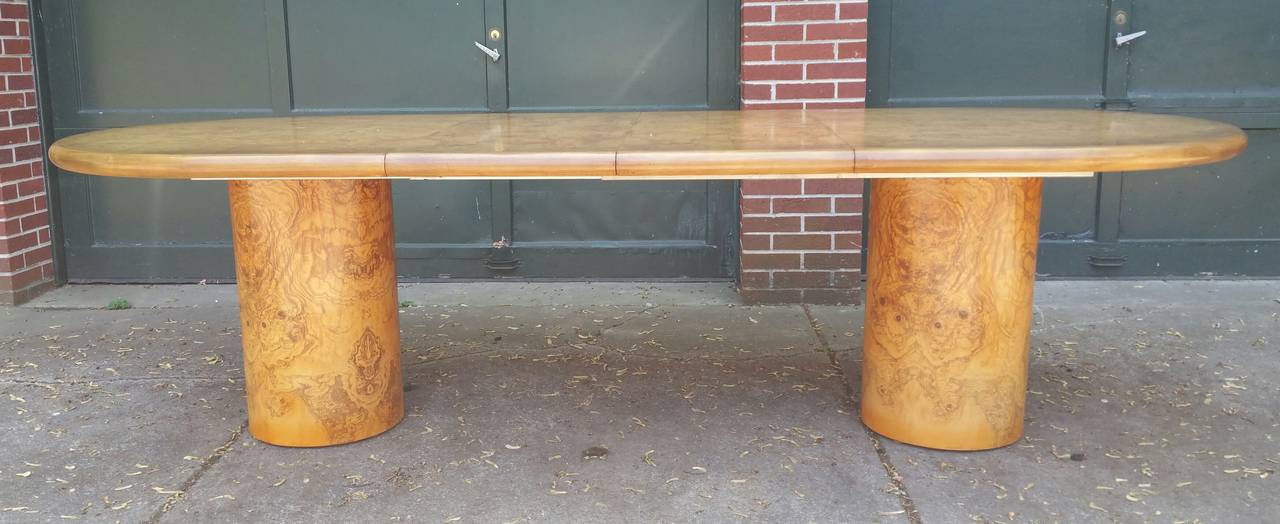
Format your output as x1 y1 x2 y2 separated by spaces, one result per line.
2 280 1278 523
859 282 1280 523
1 307 244 383
0 379 245 522
164 349 903 523
398 304 826 367
802 306 863 355
19 282 742 310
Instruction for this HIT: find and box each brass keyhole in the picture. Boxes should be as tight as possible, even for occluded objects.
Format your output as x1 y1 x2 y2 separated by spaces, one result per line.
1113 10 1127 26
489 28 502 41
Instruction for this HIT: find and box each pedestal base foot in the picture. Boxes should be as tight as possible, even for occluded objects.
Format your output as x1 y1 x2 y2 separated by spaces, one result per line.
228 179 403 447
860 177 1042 451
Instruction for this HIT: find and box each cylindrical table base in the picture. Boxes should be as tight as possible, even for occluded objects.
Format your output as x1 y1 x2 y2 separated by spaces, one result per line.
228 179 403 447
861 177 1042 450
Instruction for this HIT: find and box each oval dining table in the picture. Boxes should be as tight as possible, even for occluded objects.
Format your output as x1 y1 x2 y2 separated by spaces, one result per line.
48 108 1246 450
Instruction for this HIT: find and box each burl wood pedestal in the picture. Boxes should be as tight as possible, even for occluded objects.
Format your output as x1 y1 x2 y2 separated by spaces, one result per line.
46 108 1246 450
227 179 403 447
862 177 1042 450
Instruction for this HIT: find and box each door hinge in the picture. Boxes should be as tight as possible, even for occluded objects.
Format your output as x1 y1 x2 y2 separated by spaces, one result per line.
484 237 520 271
1087 254 1127 269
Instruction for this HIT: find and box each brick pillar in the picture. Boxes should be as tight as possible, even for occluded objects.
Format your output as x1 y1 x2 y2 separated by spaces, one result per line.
0 0 52 305
738 0 867 305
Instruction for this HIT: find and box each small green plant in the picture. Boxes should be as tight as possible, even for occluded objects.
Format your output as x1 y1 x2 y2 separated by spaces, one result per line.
106 298 132 310
399 300 416 308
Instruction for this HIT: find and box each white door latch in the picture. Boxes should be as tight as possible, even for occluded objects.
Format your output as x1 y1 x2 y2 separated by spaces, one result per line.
474 41 501 62
1115 30 1147 47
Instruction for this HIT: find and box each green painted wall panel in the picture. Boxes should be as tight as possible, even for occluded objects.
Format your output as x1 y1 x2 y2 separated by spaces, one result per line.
286 0 489 111
67 0 274 112
505 0 711 110
40 0 740 281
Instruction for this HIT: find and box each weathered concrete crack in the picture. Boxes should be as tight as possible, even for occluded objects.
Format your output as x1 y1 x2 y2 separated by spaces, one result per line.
802 305 922 524
0 376 237 386
143 422 247 524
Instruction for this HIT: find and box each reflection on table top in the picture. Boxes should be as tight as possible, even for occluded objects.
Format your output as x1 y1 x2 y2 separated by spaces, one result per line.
48 108 1247 180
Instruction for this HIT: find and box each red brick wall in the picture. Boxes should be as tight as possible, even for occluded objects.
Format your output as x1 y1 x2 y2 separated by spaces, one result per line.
738 0 867 304
0 0 51 304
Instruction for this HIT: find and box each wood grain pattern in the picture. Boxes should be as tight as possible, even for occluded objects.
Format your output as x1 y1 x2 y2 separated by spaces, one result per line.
47 109 1246 180
229 179 403 447
811 108 1249 173
861 177 1042 450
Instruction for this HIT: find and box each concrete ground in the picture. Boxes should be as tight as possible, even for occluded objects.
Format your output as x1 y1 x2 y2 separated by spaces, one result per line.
1 281 1277 523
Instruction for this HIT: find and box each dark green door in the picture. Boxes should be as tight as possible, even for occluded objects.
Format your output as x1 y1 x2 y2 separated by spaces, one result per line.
868 0 1280 277
38 0 740 281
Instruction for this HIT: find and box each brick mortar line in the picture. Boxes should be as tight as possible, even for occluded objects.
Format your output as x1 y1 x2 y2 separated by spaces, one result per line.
743 0 868 4
743 20 868 27
0 261 53 278
744 56 868 62
0 176 43 188
741 234 863 238
743 213 863 218
742 194 864 198
741 38 868 45
0 223 49 240
0 192 44 205
742 65 870 71
742 79 870 83
0 239 50 257
0 206 46 222
743 267 862 270
0 223 50 238
744 0 867 4
800 304 922 524
743 99 867 104
740 253 862 257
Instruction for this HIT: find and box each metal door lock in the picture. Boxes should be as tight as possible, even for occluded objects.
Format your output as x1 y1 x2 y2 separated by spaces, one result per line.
474 41 501 62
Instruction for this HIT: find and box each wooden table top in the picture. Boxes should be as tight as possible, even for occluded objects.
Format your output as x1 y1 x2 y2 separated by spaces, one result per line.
48 108 1246 180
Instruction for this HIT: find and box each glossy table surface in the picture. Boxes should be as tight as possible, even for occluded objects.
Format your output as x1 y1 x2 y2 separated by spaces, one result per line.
49 108 1246 180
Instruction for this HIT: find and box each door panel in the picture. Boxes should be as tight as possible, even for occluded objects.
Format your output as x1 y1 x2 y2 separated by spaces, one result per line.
868 0 1110 256
1100 0 1280 275
870 0 1280 277
505 0 711 110
878 0 1108 107
1119 131 1280 239
1126 0 1280 113
42 0 279 280
391 181 495 245
63 0 274 116
286 0 489 111
40 0 740 281
512 181 709 242
1039 178 1097 240
489 0 739 278
87 179 232 243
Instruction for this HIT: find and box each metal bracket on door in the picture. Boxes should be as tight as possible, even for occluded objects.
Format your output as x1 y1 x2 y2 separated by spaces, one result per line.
474 41 502 62
483 237 520 271
1087 254 1127 269
1097 98 1134 110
